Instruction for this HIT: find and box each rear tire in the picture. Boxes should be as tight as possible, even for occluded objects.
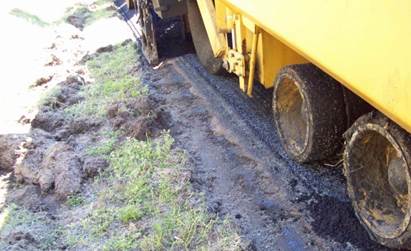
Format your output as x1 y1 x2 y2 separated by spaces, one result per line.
344 112 411 248
272 64 347 163
186 0 223 75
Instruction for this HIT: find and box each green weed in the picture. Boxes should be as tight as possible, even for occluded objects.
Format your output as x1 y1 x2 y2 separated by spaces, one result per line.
10 8 49 27
86 135 118 157
87 208 117 236
103 233 139 251
62 0 115 28
66 194 85 207
66 132 241 250
118 205 143 223
65 42 146 119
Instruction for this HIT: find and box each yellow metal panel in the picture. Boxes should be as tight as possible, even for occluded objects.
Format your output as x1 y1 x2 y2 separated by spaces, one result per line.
221 0 411 133
260 31 307 88
196 0 226 57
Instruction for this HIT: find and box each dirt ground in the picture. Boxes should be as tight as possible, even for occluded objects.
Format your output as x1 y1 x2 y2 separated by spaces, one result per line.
0 0 397 250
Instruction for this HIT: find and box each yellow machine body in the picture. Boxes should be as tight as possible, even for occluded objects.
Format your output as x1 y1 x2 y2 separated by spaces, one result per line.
199 0 411 133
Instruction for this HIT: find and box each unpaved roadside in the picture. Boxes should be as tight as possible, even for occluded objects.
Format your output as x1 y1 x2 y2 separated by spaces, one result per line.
0 1 242 250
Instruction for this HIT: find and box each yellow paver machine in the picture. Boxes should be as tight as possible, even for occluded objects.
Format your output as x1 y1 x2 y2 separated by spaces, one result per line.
130 0 411 248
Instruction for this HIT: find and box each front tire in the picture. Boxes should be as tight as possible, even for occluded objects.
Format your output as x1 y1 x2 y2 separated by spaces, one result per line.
186 0 223 75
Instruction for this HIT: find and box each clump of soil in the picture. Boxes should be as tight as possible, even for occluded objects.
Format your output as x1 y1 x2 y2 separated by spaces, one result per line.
39 142 82 197
66 16 81 29
82 156 108 178
31 111 67 132
31 75 87 135
14 129 54 184
7 184 60 214
13 68 167 201
108 96 170 141
5 232 39 250
0 135 23 171
32 75 54 87
14 131 84 200
14 74 91 200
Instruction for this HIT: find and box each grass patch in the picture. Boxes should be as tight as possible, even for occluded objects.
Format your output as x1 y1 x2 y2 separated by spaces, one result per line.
10 8 49 27
62 0 115 28
66 194 85 207
10 0 114 28
118 205 143 223
2 40 241 250
65 42 146 119
86 130 119 157
65 133 241 250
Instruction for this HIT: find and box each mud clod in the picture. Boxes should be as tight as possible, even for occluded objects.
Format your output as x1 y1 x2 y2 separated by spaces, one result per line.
0 135 22 170
124 111 169 141
69 118 101 135
57 86 83 106
15 130 54 184
96 44 114 54
66 15 85 30
128 96 155 116
40 142 82 198
5 232 38 249
31 111 66 132
82 156 109 178
107 95 169 140
8 185 42 211
45 54 62 66
15 139 82 200
32 75 53 88
107 102 128 119
124 115 156 140
65 75 86 86
55 118 98 141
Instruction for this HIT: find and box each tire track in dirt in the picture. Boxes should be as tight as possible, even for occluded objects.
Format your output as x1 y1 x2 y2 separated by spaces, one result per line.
148 61 291 250
139 53 390 250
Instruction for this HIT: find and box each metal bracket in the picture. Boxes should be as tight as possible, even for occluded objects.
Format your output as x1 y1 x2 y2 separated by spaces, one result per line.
225 49 246 78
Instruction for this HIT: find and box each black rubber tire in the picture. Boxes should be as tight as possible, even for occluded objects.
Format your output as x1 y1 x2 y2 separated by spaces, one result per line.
272 64 347 163
127 0 135 9
344 112 411 249
186 0 223 75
